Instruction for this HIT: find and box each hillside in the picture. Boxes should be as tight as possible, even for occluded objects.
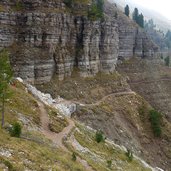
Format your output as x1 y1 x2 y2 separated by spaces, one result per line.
0 79 155 171
0 0 171 171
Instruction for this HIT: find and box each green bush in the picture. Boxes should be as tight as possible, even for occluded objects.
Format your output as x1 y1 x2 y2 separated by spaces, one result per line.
95 130 105 143
15 1 23 11
125 149 133 162
0 157 16 171
63 0 73 8
10 122 22 138
88 0 104 20
72 152 77 161
107 160 112 168
160 54 163 59
149 110 162 137
164 56 170 66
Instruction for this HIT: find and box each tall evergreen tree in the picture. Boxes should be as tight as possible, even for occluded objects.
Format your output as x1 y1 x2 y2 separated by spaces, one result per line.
165 30 171 48
132 8 144 28
0 49 12 128
132 8 139 22
124 5 130 17
138 13 144 28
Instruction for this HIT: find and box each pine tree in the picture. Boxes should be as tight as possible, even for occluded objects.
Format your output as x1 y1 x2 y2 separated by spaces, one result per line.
138 13 144 28
132 8 144 28
0 49 12 128
132 8 139 22
124 5 130 17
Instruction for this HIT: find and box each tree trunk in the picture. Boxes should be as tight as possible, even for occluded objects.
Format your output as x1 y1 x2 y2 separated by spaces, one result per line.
1 93 5 128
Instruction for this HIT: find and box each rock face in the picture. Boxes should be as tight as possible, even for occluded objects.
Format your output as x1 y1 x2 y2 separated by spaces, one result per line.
118 12 159 60
0 0 158 84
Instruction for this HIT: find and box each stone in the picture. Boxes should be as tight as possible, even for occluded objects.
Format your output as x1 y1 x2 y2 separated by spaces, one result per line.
0 0 158 84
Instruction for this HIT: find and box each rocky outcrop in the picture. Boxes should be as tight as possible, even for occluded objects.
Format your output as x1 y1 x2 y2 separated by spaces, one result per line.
117 12 159 60
0 0 158 84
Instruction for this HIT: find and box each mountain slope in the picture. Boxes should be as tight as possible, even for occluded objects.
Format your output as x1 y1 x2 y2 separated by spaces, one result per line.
0 79 156 171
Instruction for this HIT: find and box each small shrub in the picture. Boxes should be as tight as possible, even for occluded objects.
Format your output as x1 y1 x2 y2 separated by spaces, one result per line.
15 1 23 11
149 110 162 137
63 0 73 8
95 130 105 143
72 152 77 161
164 56 170 66
125 149 133 162
10 122 22 138
0 157 15 171
107 160 112 168
4 160 15 171
88 0 104 20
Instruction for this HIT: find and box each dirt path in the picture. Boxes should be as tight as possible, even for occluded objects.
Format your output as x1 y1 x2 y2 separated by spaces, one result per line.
37 101 94 171
57 90 136 107
36 90 136 171
78 90 136 107
128 78 171 85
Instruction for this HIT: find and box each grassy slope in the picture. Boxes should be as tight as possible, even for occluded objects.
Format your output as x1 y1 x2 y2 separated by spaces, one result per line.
0 80 156 171
0 81 84 171
38 72 129 103
65 123 152 171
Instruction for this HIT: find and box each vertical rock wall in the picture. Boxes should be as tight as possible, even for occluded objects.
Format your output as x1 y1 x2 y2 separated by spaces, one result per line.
118 13 159 60
0 0 158 84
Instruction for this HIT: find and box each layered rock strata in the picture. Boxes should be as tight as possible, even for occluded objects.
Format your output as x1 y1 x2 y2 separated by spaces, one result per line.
0 0 158 83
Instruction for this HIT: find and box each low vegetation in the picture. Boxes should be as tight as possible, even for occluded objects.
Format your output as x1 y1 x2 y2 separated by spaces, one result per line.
95 130 105 143
9 122 22 138
88 0 104 20
125 149 133 162
164 56 170 67
0 81 85 170
63 0 73 8
15 1 23 11
68 124 152 171
72 152 77 161
149 109 162 137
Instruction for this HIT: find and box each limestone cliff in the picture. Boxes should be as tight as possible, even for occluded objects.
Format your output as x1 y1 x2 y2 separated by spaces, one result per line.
0 0 158 84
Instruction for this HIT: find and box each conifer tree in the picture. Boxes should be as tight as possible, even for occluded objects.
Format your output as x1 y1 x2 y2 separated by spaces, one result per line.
133 8 139 22
124 5 130 17
138 13 144 28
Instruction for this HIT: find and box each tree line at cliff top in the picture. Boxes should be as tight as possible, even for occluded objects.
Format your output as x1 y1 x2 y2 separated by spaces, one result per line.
124 4 171 49
124 5 144 28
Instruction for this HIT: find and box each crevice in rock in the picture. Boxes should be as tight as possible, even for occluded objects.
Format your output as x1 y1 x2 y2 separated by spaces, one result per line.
74 16 85 67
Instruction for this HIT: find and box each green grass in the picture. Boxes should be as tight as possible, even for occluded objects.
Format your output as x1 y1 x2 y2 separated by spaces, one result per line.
4 81 40 126
0 128 85 171
0 80 85 171
65 123 152 171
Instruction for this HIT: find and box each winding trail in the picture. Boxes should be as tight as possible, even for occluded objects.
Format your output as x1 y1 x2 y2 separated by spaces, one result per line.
36 90 137 171
57 90 136 107
37 101 94 171
128 78 171 85
38 101 74 151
